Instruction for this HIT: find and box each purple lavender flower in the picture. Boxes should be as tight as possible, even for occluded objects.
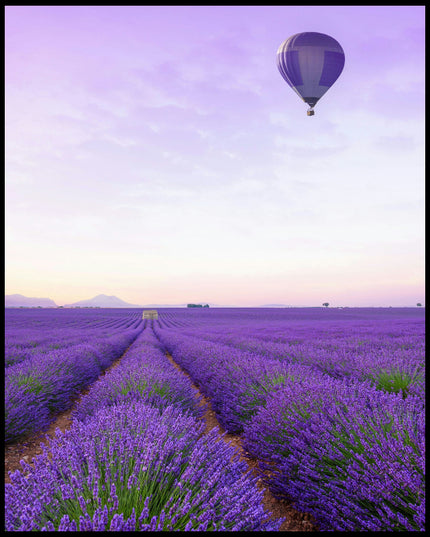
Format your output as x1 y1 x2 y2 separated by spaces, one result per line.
6 400 281 531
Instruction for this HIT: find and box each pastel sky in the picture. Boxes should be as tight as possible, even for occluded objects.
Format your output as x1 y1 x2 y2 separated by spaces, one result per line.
5 5 425 307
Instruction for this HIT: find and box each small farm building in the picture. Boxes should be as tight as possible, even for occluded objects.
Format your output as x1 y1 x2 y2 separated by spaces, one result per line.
142 310 158 320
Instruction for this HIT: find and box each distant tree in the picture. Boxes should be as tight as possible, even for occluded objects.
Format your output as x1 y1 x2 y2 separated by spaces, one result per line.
322 302 329 308
417 303 422 307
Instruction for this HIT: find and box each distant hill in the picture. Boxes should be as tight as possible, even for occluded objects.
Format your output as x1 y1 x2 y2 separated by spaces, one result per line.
5 294 58 308
64 294 141 308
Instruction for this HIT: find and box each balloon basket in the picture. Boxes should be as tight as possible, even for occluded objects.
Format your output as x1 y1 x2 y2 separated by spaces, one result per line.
307 109 315 116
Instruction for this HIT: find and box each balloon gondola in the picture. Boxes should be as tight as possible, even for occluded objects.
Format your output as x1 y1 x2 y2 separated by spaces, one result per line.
277 32 345 116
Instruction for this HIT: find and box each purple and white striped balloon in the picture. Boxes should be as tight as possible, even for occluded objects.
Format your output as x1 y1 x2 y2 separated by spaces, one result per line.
277 32 345 114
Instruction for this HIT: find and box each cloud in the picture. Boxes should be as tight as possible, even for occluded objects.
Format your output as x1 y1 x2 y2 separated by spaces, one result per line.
374 135 417 152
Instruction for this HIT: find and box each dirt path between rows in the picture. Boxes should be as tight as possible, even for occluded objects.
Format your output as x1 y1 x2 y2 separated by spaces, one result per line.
4 342 134 484
165 352 318 532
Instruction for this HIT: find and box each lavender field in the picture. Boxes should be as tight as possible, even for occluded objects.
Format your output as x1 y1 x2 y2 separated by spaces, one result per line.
5 307 425 531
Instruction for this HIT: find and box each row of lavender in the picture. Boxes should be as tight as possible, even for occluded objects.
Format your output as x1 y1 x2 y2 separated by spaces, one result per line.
154 308 425 531
5 309 144 443
6 324 282 531
5 309 140 367
161 307 425 400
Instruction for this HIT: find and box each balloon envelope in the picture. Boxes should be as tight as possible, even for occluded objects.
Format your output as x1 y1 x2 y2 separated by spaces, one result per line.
277 32 345 109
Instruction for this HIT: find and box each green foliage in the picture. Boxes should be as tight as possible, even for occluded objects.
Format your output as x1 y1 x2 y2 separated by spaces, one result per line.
366 365 424 398
12 374 45 395
35 426 258 532
262 390 422 531
39 435 194 530
260 395 333 461
119 379 171 399
306 410 423 530
239 373 292 423
5 355 26 367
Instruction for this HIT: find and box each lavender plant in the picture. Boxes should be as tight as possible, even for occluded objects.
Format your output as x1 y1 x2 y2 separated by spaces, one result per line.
243 378 425 531
6 400 281 531
5 327 143 443
73 330 204 422
365 362 425 399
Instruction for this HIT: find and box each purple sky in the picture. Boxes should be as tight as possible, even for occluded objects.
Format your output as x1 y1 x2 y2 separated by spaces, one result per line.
5 6 425 306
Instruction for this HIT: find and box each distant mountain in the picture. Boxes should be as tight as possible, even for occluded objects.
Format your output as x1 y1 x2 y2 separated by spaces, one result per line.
65 294 141 308
5 294 58 308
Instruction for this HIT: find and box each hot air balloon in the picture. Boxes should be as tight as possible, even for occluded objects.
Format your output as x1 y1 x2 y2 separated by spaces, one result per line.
277 32 345 116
